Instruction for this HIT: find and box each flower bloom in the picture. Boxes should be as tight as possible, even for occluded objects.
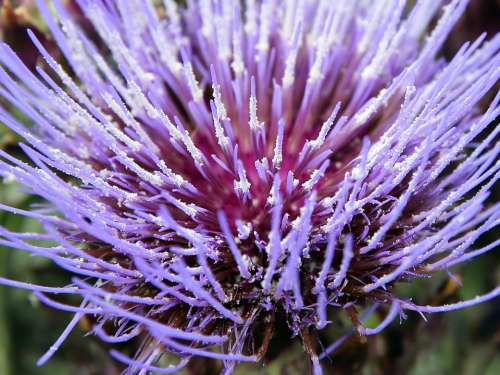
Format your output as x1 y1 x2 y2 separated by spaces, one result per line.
0 0 498 373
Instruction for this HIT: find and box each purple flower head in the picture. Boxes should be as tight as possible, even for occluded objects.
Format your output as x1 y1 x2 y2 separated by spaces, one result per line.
0 0 499 373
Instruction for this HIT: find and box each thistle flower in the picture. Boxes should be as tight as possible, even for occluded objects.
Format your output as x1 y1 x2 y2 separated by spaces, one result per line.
0 0 499 373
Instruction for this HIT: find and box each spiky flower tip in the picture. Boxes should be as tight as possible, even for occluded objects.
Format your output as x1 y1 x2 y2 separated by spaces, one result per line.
0 0 499 373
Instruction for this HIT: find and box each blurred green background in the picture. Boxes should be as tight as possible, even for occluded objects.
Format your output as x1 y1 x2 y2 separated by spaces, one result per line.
0 0 499 374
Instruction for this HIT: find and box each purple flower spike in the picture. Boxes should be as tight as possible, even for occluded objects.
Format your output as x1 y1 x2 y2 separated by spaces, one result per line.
0 0 499 373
